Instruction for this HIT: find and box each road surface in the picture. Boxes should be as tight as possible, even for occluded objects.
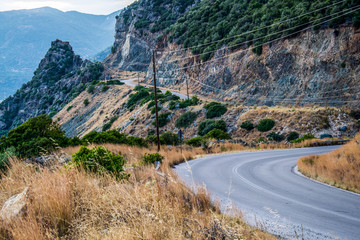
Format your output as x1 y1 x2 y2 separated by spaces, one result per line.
175 146 360 239
121 79 188 99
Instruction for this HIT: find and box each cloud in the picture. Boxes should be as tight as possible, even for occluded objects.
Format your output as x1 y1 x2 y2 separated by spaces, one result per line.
0 0 135 15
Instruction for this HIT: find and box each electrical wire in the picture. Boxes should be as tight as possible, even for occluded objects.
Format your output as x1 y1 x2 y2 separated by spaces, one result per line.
158 5 360 74
161 0 350 54
164 4 360 64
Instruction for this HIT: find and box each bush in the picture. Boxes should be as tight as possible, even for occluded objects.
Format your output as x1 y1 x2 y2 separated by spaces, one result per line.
186 137 204 147
198 120 226 136
87 85 95 94
267 132 284 142
257 119 275 132
175 112 197 128
0 146 16 172
83 99 89 106
66 105 73 111
0 115 68 158
287 132 299 142
204 102 227 118
142 153 164 165
101 85 110 92
71 146 127 179
240 121 254 131
160 132 179 145
291 134 315 143
102 116 119 132
349 110 360 120
154 112 171 128
204 129 231 140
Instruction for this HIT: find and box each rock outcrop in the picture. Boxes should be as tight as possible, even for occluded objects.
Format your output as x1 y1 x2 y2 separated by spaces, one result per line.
154 27 360 108
0 40 104 134
0 187 29 222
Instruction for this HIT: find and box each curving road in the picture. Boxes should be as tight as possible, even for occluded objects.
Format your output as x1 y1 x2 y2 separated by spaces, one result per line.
175 146 360 240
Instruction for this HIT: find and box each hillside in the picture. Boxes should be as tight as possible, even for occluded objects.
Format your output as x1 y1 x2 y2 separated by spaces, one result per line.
0 7 119 100
55 82 359 144
0 40 105 136
105 0 360 108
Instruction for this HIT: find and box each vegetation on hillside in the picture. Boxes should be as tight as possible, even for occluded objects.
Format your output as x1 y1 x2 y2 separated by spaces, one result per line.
0 42 105 136
170 0 360 59
298 132 360 193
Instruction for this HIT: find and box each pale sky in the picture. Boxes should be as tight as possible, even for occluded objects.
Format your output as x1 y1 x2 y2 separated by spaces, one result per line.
0 0 136 15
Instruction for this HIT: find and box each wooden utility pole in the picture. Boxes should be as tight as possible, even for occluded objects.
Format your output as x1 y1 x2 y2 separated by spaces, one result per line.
186 78 189 100
137 72 140 86
152 50 161 152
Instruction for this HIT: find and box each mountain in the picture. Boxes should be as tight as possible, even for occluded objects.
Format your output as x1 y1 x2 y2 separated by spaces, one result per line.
0 40 105 136
0 7 119 101
106 0 360 108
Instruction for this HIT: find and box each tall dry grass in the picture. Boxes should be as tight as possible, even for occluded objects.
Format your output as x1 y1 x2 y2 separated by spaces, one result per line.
298 133 360 193
0 147 275 239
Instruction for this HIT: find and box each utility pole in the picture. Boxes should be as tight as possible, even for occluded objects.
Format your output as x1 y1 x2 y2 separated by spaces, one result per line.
152 49 161 152
137 72 140 86
186 78 189 100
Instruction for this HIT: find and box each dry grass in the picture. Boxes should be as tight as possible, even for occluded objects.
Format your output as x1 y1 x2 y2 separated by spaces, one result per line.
298 133 360 193
0 145 276 240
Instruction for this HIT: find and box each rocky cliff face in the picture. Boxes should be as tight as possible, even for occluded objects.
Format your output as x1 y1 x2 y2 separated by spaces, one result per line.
103 0 197 72
154 27 360 108
0 40 104 135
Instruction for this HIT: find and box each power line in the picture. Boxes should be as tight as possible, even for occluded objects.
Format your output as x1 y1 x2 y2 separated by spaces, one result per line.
161 0 350 55
165 4 360 64
159 5 360 74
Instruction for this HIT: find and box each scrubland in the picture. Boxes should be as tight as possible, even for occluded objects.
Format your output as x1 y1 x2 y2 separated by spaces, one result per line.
298 133 360 193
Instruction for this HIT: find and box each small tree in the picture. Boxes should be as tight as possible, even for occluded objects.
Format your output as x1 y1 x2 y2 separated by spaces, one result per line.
257 119 275 132
83 98 90 106
175 112 197 128
241 121 254 131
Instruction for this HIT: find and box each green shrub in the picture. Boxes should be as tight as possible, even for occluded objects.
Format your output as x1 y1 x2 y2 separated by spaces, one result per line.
83 99 89 106
257 119 275 132
175 112 197 128
151 106 162 114
71 146 127 179
291 134 315 143
198 120 226 136
178 96 200 108
287 132 299 142
169 100 177 110
154 112 171 128
87 85 95 94
160 132 179 145
204 102 227 118
0 115 68 158
267 132 284 142
102 116 119 132
204 129 231 140
66 105 73 111
142 153 164 165
0 147 16 172
240 121 254 131
101 85 110 92
186 137 204 147
349 110 360 120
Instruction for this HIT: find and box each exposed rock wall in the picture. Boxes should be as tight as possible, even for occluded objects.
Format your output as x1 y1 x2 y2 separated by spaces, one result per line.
154 27 360 108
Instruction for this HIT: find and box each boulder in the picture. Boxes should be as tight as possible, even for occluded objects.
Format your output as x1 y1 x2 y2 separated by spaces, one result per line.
0 187 29 222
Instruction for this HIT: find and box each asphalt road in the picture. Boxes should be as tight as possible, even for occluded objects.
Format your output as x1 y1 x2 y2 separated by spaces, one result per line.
174 146 360 240
121 79 188 99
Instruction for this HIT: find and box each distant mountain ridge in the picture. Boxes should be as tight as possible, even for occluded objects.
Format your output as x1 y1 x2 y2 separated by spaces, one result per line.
0 7 120 100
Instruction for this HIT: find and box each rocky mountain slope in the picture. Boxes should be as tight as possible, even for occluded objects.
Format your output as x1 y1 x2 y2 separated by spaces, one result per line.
0 40 104 136
104 0 198 71
105 0 360 108
0 7 119 100
54 81 359 143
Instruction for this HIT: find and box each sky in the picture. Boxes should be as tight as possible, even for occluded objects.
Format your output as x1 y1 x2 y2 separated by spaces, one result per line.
0 0 136 15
